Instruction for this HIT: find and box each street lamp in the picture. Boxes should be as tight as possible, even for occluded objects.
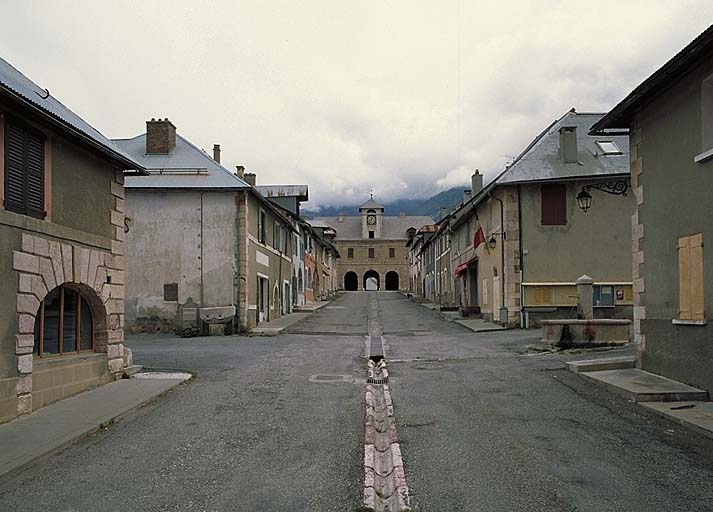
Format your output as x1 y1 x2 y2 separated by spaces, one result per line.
576 188 592 212
488 235 497 250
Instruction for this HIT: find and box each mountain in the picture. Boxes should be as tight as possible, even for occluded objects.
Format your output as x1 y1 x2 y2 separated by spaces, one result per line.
303 186 467 220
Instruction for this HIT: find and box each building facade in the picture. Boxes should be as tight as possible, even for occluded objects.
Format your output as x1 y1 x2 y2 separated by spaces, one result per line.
0 57 143 423
591 25 713 393
312 198 432 291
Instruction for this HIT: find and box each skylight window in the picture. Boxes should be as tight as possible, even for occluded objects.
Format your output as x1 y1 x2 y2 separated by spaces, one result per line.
596 141 622 155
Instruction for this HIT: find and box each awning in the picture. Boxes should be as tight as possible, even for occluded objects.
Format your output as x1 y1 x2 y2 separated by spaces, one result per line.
454 257 477 278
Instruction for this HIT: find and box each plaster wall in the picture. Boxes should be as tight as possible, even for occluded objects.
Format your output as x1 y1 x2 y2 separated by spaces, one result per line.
634 53 713 392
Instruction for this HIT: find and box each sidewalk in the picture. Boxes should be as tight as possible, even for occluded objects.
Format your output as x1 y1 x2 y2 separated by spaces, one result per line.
568 356 713 441
0 372 190 480
414 300 506 332
250 312 311 335
293 300 331 313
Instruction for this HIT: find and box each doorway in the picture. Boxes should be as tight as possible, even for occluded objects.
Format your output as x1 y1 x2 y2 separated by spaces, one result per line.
363 270 380 291
385 271 399 291
257 276 268 324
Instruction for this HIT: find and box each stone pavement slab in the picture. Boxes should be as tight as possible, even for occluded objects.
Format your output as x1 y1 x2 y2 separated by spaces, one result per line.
580 368 709 402
454 317 507 333
293 300 331 312
566 356 636 373
641 401 713 440
0 375 190 479
251 312 311 335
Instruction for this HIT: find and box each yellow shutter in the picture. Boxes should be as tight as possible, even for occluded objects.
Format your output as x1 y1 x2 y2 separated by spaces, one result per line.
690 233 705 320
678 236 692 319
678 233 705 320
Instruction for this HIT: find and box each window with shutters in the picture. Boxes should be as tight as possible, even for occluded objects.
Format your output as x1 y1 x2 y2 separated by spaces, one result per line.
540 184 567 225
389 248 395 258
4 119 45 219
258 209 266 243
368 248 375 259
347 248 354 259
677 233 705 321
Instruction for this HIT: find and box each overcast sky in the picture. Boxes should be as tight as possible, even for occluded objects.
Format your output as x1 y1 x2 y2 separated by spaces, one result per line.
1 1 711 208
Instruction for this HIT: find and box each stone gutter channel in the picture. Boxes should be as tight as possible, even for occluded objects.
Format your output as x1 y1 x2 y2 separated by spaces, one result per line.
363 292 412 511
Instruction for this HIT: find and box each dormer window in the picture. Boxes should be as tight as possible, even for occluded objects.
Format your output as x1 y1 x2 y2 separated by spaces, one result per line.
596 141 622 155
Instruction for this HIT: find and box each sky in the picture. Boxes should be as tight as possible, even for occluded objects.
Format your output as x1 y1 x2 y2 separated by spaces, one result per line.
1 1 711 209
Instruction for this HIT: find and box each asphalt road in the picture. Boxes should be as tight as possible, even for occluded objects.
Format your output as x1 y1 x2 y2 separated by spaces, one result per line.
1 291 713 511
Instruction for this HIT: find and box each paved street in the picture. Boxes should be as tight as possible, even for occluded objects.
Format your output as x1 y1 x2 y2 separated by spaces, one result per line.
2 292 713 511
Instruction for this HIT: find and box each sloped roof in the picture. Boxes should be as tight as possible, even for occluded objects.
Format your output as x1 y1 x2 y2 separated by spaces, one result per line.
311 215 434 240
0 57 143 171
115 133 251 190
497 111 629 184
256 185 308 201
592 23 713 132
359 197 384 210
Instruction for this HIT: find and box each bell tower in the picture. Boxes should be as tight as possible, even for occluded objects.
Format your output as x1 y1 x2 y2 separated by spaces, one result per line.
359 193 384 239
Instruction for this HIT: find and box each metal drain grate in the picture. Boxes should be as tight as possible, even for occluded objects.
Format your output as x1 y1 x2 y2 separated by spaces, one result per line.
367 376 389 384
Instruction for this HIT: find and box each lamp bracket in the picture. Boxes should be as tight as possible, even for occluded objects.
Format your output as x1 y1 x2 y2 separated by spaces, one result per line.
584 179 629 197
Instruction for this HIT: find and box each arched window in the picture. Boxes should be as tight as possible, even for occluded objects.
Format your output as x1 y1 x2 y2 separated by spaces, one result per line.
34 285 94 357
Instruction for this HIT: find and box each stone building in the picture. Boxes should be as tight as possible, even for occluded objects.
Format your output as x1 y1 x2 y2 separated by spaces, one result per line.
0 57 144 422
591 24 713 394
312 197 432 291
116 120 296 334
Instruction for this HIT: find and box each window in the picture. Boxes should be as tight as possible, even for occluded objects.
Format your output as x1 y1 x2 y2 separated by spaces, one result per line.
164 283 178 301
368 248 375 259
678 233 705 321
595 141 622 155
273 224 285 252
369 231 375 239
33 285 94 357
541 184 567 225
593 285 614 307
4 119 45 219
258 209 266 243
348 248 354 259
389 248 395 258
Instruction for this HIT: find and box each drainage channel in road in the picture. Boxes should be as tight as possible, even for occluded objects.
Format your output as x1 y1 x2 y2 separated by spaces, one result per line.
363 292 412 512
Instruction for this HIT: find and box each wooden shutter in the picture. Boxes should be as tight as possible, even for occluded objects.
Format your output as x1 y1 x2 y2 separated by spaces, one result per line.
4 120 45 219
541 184 567 225
678 233 705 320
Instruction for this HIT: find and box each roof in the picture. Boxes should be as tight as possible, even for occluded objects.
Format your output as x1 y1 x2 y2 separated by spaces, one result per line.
0 57 144 171
497 111 629 184
256 185 308 201
359 197 384 210
591 24 713 132
115 133 251 190
311 215 434 240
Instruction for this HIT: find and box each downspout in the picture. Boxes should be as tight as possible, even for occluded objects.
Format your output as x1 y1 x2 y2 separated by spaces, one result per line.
489 190 506 325
200 191 205 308
517 185 525 328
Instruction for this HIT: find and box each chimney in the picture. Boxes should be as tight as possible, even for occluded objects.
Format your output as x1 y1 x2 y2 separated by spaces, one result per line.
400 211 406 217
146 118 177 155
463 189 472 203
439 207 448 221
244 172 256 186
337 211 345 223
471 170 483 195
213 144 221 163
235 165 245 178
560 126 578 164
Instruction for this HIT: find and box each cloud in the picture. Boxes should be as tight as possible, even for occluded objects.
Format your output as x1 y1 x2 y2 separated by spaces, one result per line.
1 0 711 207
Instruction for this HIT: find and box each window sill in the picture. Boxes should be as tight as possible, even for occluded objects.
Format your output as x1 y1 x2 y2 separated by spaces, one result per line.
672 318 707 326
694 148 713 163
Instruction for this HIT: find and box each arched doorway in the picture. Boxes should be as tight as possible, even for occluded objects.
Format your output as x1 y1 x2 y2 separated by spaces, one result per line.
363 270 380 291
344 271 358 291
385 271 399 291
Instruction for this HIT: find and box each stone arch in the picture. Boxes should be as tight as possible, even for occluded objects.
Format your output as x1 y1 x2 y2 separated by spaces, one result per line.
13 234 125 416
344 271 358 291
363 270 380 291
385 271 400 291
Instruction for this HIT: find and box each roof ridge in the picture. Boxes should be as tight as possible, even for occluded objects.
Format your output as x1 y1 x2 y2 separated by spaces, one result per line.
175 134 250 187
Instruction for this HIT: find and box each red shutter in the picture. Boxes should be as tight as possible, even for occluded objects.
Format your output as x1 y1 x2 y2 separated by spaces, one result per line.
541 184 566 225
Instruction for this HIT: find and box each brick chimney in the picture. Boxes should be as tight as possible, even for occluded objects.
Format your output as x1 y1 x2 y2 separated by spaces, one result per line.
560 126 578 164
399 211 406 217
471 170 483 195
213 144 221 163
146 118 176 155
338 211 344 223
244 172 256 186
235 165 245 178
439 207 448 221
463 190 472 203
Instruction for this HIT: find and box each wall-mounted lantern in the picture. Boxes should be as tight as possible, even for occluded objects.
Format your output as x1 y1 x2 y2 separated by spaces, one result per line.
576 179 629 213
488 235 497 250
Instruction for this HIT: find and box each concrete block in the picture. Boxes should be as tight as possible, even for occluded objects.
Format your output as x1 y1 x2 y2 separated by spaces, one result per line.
39 257 56 292
114 197 124 213
566 356 636 373
110 209 124 227
17 354 33 374
13 251 39 274
115 225 126 242
21 233 34 254
34 236 49 257
108 358 124 374
110 180 125 199
17 394 32 415
79 248 90 284
18 273 32 294
123 365 143 378
580 368 708 402
31 274 48 302
111 240 124 256
17 315 35 335
15 334 35 355
15 375 32 395
61 244 73 282
48 241 64 285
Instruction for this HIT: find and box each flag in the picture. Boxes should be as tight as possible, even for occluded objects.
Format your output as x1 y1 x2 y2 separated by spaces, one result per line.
473 226 486 250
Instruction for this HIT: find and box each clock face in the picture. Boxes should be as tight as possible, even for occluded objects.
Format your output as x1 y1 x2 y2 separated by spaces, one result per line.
367 214 376 225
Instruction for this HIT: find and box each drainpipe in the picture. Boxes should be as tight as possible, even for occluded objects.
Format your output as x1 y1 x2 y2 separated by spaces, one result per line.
518 185 526 328
489 190 507 325
200 192 204 308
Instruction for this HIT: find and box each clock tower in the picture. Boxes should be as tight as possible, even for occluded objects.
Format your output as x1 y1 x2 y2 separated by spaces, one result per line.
359 194 384 239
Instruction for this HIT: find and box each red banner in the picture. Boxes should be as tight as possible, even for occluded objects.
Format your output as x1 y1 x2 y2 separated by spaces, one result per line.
473 226 486 250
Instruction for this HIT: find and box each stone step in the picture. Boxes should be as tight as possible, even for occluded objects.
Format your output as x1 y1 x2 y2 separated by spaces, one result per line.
580 368 709 403
123 365 143 378
566 356 636 373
